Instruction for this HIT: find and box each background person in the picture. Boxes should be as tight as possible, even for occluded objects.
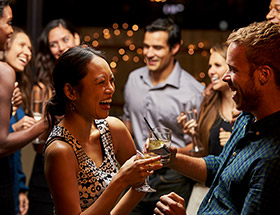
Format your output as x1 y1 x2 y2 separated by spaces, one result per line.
177 43 237 214
123 17 204 214
44 46 162 214
266 0 280 25
154 21 280 215
28 18 80 215
4 26 35 215
0 1 47 213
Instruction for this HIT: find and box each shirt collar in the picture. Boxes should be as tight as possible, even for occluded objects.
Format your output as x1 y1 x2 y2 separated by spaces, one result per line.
140 61 182 89
245 110 280 139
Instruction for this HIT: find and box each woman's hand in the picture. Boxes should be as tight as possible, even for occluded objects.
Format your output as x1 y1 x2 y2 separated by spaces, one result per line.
219 128 231 147
177 113 197 136
117 154 162 187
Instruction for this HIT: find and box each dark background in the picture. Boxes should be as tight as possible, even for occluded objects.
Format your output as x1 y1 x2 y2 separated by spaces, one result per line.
12 0 270 31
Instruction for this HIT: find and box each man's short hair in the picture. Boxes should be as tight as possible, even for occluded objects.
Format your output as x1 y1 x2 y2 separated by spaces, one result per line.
145 18 181 49
227 21 280 86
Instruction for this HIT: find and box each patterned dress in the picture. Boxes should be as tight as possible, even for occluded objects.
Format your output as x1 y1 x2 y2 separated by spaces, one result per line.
45 119 119 211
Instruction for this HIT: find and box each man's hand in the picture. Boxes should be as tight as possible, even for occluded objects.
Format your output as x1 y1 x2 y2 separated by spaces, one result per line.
154 192 186 215
12 116 36 132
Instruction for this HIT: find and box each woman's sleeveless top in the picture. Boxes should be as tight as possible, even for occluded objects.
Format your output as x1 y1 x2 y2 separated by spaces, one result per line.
45 119 119 211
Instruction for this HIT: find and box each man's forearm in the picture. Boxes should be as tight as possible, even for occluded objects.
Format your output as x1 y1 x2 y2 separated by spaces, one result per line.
170 152 207 184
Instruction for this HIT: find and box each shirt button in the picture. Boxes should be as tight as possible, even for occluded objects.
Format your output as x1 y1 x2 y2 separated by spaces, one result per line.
233 152 237 156
208 198 211 203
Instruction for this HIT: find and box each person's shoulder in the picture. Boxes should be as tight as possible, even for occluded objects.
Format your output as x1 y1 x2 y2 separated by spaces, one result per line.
179 68 204 91
45 139 74 159
0 61 15 89
0 61 14 76
106 116 126 129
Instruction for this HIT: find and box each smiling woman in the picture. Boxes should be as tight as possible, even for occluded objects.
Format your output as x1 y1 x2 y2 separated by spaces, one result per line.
3 26 37 215
43 46 162 214
4 26 32 115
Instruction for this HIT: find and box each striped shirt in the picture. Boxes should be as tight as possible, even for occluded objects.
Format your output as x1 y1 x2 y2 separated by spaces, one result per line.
198 111 280 214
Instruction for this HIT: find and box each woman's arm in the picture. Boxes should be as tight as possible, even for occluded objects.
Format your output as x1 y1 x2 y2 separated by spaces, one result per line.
45 139 162 215
0 62 48 156
107 116 163 214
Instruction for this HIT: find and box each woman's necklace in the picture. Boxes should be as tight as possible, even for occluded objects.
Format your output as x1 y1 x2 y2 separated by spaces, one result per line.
219 111 230 123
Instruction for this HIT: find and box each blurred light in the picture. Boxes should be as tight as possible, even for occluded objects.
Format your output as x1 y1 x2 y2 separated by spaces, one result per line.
112 23 119 29
129 44 136 51
125 39 132 46
93 32 99 39
133 56 140 63
122 23 129 29
163 4 184 15
219 20 228 31
136 48 143 55
199 72 206 79
188 49 194 55
92 40 99 47
118 48 125 55
104 33 111 39
112 56 119 62
103 28 110 34
132 24 139 31
188 44 195 49
127 30 133 37
201 50 208 57
114 29 121 36
122 55 129 61
110 61 117 69
198 42 204 48
84 35 91 42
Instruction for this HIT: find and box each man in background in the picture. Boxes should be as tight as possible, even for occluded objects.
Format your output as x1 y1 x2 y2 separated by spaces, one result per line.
123 17 204 214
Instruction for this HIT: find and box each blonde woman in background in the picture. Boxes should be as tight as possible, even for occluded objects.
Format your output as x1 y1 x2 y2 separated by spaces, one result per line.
177 43 239 214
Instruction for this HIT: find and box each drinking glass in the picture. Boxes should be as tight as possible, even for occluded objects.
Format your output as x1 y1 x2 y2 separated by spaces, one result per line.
148 127 172 163
31 88 44 144
185 109 205 156
135 150 157 193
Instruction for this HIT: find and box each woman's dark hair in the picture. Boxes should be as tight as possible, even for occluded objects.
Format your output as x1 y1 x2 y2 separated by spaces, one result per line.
34 19 78 96
45 46 104 129
0 0 10 17
145 18 181 50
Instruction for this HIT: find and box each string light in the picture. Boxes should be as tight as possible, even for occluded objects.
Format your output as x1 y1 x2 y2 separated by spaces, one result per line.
84 35 91 42
118 48 125 55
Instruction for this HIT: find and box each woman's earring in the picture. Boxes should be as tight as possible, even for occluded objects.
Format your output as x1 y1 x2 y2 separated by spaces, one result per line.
70 102 76 112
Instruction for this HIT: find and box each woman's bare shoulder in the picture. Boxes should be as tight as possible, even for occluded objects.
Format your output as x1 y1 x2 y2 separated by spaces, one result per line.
45 140 75 160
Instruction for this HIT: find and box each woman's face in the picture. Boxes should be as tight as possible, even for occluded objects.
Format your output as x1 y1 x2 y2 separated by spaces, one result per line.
5 32 32 72
75 56 115 120
48 25 80 59
208 51 229 92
